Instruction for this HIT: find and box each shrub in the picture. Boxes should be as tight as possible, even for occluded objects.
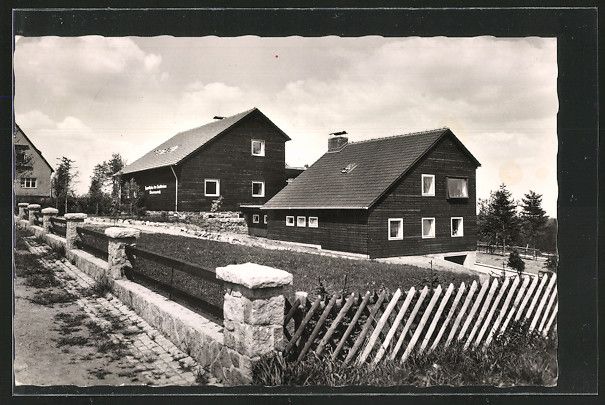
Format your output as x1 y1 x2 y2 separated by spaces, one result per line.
508 249 525 274
91 273 113 297
210 196 224 213
544 255 558 272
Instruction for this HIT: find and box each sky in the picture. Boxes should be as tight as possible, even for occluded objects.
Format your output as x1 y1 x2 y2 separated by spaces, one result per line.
14 36 558 216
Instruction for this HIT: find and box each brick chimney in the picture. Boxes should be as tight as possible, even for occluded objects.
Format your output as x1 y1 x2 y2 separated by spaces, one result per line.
328 131 348 152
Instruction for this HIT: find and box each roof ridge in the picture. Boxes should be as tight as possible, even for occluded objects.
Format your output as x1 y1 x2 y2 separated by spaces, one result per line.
349 127 449 145
171 107 256 137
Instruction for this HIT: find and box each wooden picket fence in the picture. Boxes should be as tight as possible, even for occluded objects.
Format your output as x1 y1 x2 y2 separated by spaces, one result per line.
283 273 557 364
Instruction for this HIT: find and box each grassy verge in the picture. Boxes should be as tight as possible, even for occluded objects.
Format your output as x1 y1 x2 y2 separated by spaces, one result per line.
129 233 477 294
253 322 557 387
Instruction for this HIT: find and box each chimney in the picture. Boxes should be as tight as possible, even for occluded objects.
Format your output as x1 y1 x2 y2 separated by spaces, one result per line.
213 116 225 120
328 131 348 152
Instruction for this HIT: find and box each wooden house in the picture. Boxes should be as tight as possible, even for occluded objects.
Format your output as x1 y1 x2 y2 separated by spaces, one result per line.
262 128 481 262
120 108 291 212
14 125 54 205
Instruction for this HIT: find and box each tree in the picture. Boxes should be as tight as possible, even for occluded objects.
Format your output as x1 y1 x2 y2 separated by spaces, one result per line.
52 157 78 214
483 184 520 255
519 191 548 259
15 144 33 175
121 178 145 217
508 249 525 275
88 163 112 215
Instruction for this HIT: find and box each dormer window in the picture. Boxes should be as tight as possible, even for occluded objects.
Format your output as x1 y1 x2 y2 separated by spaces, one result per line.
446 177 469 199
251 140 265 156
421 174 435 196
341 163 358 174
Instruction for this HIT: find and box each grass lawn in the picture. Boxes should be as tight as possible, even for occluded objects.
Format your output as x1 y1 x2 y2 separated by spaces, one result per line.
476 252 546 275
133 232 478 295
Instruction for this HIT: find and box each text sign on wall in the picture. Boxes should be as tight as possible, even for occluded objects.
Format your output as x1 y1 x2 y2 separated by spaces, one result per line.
145 184 167 195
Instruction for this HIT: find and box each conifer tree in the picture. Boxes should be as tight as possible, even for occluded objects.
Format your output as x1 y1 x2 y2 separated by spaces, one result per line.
520 190 548 258
484 184 520 255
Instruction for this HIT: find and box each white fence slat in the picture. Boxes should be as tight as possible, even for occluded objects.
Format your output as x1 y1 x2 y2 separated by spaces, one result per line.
474 277 511 347
543 302 558 336
464 279 499 349
530 274 557 331
457 279 490 341
420 283 454 353
390 286 429 360
500 275 531 333
524 274 549 321
358 288 402 364
514 275 540 321
374 287 416 364
483 276 520 348
446 280 477 347
538 288 558 333
401 286 442 362
432 282 466 351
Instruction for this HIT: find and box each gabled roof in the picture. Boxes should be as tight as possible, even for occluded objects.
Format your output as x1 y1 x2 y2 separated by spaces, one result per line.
263 128 480 210
121 108 290 175
14 124 54 172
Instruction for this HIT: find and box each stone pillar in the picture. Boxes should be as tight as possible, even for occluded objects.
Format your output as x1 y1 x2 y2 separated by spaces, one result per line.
216 262 292 384
17 203 29 220
104 227 140 279
41 207 59 232
64 213 87 251
28 204 41 225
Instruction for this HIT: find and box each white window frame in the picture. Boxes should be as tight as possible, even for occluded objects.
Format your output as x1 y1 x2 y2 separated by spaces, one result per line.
422 217 436 239
252 181 265 197
308 216 318 228
263 215 268 224
251 139 266 157
451 217 464 237
297 216 306 227
421 174 435 196
446 177 469 199
388 218 404 240
286 216 295 226
20 177 37 189
204 179 220 197
252 214 260 224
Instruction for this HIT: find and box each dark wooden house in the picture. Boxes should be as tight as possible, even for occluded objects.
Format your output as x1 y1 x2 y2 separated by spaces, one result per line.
14 125 54 205
262 128 481 261
120 108 291 212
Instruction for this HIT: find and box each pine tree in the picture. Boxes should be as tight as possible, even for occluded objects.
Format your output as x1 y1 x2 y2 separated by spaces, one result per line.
52 157 78 214
520 190 548 259
484 184 520 255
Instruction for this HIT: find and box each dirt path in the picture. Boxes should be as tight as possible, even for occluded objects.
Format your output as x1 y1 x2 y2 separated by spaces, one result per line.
13 231 219 387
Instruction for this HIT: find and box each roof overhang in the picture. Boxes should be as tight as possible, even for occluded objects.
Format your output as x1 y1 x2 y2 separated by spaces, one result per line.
240 204 264 209
261 206 368 210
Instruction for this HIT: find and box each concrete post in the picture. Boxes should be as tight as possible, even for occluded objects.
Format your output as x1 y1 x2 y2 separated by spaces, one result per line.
104 227 140 279
216 262 292 384
64 213 87 251
41 207 59 232
27 204 41 225
17 203 29 220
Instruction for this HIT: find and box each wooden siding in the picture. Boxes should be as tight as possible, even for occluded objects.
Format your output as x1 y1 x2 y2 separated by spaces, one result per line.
367 135 477 259
266 209 369 255
244 208 268 238
123 167 177 212
177 114 286 211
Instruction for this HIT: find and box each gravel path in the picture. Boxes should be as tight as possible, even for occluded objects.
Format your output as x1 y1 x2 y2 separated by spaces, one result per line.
14 234 220 387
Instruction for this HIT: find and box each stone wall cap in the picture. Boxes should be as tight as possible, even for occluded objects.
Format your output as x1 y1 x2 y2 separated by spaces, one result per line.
18 203 29 207
105 227 141 239
41 207 59 214
27 204 41 209
216 262 293 289
64 213 87 220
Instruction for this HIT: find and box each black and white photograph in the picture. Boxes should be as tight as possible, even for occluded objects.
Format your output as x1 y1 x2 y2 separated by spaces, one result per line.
7 6 599 397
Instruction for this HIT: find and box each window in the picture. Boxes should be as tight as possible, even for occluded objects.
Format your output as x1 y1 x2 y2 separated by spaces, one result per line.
251 139 265 156
451 217 464 237
286 216 295 226
297 216 306 227
252 181 265 197
252 214 260 224
308 217 318 228
204 179 220 197
421 174 435 196
263 215 268 224
388 218 403 240
422 217 436 239
20 177 37 188
446 177 468 198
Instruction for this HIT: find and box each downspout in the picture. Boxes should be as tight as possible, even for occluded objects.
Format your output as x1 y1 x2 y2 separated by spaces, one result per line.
170 165 178 212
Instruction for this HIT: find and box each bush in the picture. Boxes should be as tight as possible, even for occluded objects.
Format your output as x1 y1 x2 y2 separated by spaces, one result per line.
252 322 557 387
508 249 525 274
544 255 558 272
